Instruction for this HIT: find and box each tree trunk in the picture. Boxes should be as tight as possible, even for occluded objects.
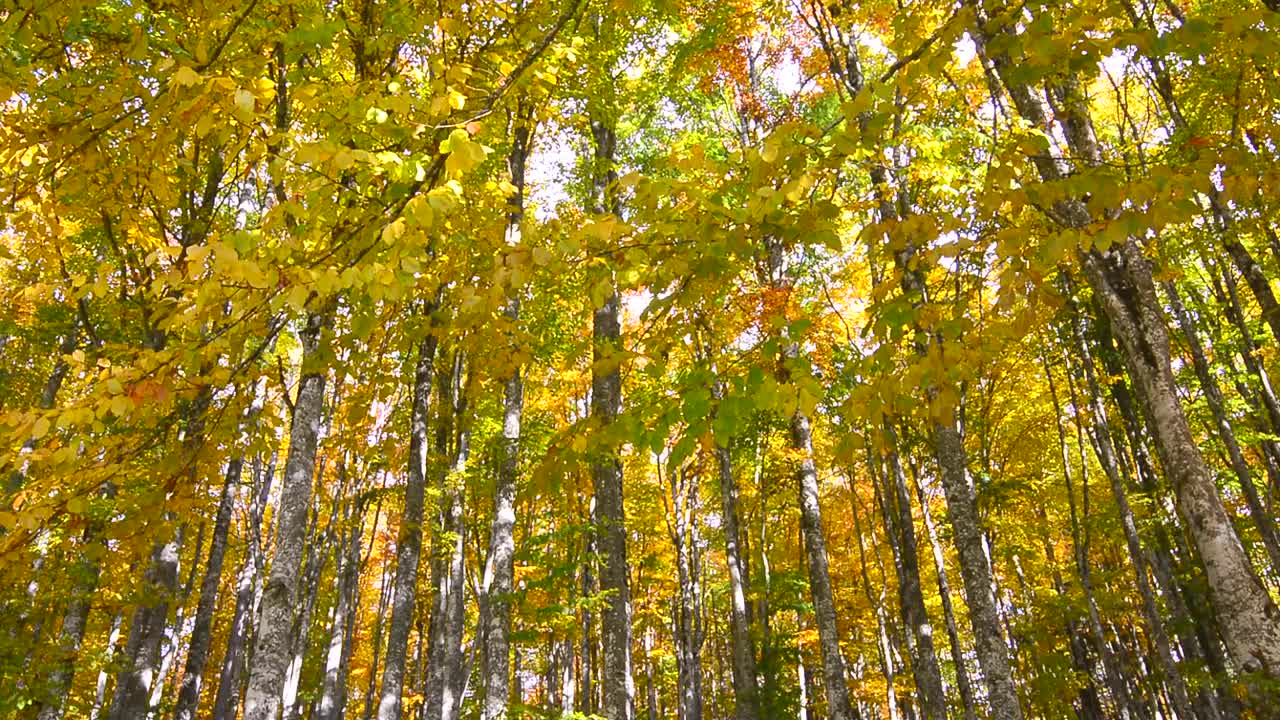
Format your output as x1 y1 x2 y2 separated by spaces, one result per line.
789 410 857 720
318 491 364 720
426 350 471 720
482 109 530 720
929 421 1023 720
212 454 275 720
1068 313 1200 720
377 328 439 720
669 464 704 720
589 111 635 720
907 460 978 720
107 529 182 720
713 431 763 720
1164 282 1280 572
878 426 948 720
35 523 103 720
173 457 244 720
243 309 332 720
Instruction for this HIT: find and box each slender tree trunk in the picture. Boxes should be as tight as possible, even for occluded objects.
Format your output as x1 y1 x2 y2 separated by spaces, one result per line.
377 327 439 720
1068 313 1200 720
212 454 275 720
426 351 471 720
318 492 364 720
35 523 103 720
668 464 704 720
1164 282 1280 572
1043 349 1134 718
364 546 396 720
849 475 899 720
481 109 531 720
907 461 978 720
88 612 124 720
928 421 1023 720
243 309 332 720
878 426 948 720
789 409 857 720
588 110 635 720
173 456 244 720
713 431 763 720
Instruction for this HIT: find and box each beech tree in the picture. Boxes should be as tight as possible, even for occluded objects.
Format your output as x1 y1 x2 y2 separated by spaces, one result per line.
4 0 1280 719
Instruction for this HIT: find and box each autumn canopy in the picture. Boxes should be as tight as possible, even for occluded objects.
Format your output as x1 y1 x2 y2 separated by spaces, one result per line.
3 0 1280 719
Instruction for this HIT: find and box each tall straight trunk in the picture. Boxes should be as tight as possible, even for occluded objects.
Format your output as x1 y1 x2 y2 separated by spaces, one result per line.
668 464 704 720
928 421 1023 720
1068 313 1199 720
712 429 762 720
588 110 635 720
878 426 948 720
425 350 471 720
284 488 335 720
377 328 439 720
243 309 332 720
1043 350 1133 718
173 457 244 720
107 529 182 720
971 11 1280 678
212 454 275 720
318 494 364 720
364 546 396 720
89 612 124 720
849 474 900 720
788 409 856 720
482 109 530 720
907 460 978 720
1164 282 1280 571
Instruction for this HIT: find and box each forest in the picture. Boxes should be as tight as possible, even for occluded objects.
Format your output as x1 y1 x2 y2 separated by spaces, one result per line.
2 0 1280 718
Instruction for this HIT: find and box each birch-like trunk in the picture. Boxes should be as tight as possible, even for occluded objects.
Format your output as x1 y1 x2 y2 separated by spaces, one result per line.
879 426 948 720
712 432 762 720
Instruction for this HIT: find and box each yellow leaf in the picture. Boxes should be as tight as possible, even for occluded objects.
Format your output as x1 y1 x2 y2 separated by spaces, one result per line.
173 66 202 88
234 88 255 113
381 218 406 245
31 416 50 440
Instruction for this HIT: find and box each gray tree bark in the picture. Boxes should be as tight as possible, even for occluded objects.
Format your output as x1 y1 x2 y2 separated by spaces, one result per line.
666 463 704 720
482 109 531 720
35 523 103 720
789 410 857 720
1164 282 1280 572
212 453 275 720
173 456 244 720
878 426 948 720
1067 313 1199 720
243 309 332 720
712 425 763 720
106 519 182 720
588 110 635 720
318 491 364 720
425 350 471 720
376 328 439 720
